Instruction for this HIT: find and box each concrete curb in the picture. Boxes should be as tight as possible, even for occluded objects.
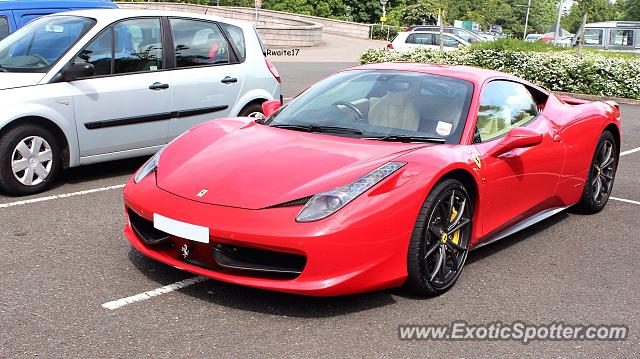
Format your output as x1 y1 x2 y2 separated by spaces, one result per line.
553 91 640 106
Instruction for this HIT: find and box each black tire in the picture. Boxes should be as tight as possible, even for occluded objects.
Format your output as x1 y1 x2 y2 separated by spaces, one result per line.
238 102 264 118
405 178 473 297
0 124 61 196
572 131 618 214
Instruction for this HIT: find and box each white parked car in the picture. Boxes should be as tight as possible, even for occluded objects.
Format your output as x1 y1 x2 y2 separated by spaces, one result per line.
0 9 282 195
388 31 470 52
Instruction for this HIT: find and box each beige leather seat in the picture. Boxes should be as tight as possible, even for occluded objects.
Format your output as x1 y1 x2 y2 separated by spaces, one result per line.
368 91 420 131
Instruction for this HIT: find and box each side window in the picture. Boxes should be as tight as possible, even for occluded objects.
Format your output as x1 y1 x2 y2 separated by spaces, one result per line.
0 17 9 40
113 18 163 74
219 22 245 62
170 18 230 68
476 81 538 142
405 34 415 43
406 33 433 45
73 29 113 76
583 29 604 45
436 34 460 48
456 31 474 43
609 29 634 47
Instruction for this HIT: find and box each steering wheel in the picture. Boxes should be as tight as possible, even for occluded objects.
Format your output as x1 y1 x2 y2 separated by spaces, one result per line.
332 100 365 122
30 54 50 67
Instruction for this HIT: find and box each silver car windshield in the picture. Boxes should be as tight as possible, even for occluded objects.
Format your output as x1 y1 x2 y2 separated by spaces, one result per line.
0 15 95 72
266 70 474 144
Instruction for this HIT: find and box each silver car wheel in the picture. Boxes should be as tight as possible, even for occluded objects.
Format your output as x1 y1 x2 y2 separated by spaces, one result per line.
11 136 53 186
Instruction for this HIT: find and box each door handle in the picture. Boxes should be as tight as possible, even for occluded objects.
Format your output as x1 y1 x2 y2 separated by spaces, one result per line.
149 82 169 90
221 76 238 84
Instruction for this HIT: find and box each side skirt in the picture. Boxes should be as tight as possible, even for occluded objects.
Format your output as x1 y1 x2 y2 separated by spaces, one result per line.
471 206 570 251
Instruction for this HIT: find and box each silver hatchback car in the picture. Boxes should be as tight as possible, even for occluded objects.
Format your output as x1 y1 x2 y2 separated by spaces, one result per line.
0 9 281 195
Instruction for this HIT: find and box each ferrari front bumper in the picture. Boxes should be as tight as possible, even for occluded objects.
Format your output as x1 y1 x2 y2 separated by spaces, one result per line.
123 176 421 296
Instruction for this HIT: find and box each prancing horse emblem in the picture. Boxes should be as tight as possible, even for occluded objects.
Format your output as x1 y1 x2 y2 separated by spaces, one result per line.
470 154 482 169
196 189 208 198
181 244 190 258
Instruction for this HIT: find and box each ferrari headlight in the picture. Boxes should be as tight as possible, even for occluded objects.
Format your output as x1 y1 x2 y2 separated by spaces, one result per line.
296 162 406 222
133 148 163 183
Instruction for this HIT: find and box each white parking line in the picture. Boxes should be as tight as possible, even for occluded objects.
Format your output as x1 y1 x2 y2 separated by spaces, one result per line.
0 184 125 209
102 276 208 310
611 197 640 205
621 146 640 157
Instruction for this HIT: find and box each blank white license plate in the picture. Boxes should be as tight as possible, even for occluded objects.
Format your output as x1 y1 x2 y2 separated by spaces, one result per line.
153 214 209 244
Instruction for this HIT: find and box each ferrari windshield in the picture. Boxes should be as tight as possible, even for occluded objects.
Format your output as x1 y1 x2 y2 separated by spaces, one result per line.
266 70 474 144
0 16 95 72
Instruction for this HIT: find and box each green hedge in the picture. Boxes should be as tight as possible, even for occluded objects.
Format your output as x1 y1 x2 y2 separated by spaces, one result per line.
360 47 640 100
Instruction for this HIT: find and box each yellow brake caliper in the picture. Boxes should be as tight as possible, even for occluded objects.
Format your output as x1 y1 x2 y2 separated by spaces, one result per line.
449 207 460 246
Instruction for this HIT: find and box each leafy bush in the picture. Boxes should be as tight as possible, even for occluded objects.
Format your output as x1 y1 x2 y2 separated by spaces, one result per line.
470 39 640 60
359 45 640 99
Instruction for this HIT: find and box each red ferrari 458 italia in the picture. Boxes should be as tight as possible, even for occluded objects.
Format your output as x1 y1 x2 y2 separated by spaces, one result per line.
123 63 621 297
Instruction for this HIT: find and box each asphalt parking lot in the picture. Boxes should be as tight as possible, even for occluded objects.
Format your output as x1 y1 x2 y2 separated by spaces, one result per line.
1 62 639 357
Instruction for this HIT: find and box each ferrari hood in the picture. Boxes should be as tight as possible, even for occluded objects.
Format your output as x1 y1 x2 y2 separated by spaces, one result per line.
156 119 428 209
0 73 45 91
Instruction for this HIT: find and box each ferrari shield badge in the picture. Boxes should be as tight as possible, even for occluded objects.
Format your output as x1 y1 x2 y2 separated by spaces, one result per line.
470 154 482 169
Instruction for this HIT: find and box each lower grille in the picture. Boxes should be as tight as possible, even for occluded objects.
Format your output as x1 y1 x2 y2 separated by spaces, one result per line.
127 208 170 244
213 243 306 277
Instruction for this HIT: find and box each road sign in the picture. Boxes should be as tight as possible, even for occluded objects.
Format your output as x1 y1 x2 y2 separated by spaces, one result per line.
380 16 387 22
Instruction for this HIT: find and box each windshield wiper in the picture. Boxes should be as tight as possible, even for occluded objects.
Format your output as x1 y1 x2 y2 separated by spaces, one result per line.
0 65 6 73
363 135 446 143
271 123 363 135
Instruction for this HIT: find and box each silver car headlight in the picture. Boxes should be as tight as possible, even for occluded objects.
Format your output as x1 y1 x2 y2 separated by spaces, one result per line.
296 162 406 222
133 148 164 183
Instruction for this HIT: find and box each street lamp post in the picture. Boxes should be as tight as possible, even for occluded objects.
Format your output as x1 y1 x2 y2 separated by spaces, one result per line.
516 0 532 39
523 0 531 39
380 0 388 27
554 0 564 45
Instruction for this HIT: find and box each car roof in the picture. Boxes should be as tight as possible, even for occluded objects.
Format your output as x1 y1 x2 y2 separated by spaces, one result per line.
0 0 116 10
586 21 640 28
52 8 251 28
347 62 523 86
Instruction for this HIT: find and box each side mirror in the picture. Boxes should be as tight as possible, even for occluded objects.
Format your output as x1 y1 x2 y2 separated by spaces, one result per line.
489 127 543 157
262 99 282 118
63 63 95 81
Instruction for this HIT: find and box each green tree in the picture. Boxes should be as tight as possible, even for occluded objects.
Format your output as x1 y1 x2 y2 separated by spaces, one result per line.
524 0 557 34
261 0 313 15
401 0 440 25
622 0 640 20
562 0 620 33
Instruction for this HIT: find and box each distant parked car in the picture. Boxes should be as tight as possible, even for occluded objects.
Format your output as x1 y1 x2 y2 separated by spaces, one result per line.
539 35 574 47
388 31 469 52
0 0 117 40
0 9 282 195
525 34 543 42
406 25 487 43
